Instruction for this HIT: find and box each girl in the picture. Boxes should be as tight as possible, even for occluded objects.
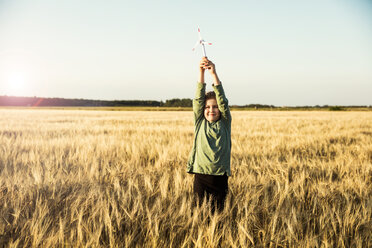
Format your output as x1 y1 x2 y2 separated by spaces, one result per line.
187 57 232 211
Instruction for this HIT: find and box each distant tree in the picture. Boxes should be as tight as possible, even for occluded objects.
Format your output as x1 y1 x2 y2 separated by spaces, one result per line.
163 98 192 107
329 106 344 111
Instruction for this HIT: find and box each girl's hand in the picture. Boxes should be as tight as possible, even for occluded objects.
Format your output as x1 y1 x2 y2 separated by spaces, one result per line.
199 57 209 72
205 59 216 75
200 57 217 75
199 57 219 84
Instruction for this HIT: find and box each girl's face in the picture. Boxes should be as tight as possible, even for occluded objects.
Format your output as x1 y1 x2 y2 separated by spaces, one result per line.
204 98 221 122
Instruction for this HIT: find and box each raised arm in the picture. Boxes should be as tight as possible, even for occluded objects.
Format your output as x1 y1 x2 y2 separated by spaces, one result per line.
193 58 208 123
204 58 232 122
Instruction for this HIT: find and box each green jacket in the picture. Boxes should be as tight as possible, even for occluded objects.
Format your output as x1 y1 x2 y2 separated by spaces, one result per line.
187 82 232 176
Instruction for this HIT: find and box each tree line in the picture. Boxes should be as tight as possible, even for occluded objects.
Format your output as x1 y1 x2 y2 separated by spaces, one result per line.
0 96 192 107
0 96 370 109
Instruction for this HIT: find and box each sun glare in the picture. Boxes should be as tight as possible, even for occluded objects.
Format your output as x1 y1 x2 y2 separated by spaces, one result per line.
0 50 40 97
7 73 27 95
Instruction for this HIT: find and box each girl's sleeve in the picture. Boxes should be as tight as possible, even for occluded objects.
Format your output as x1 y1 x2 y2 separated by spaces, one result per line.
213 83 232 123
193 82 206 124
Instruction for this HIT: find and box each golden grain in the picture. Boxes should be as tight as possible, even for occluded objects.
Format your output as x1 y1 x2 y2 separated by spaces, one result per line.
0 109 371 247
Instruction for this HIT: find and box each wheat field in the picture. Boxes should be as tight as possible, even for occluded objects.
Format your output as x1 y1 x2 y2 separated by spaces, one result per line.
0 109 371 247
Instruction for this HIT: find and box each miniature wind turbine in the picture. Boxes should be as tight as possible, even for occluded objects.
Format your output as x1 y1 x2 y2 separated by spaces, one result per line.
192 27 212 57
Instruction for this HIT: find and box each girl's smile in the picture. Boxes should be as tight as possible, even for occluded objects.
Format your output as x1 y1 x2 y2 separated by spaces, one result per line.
204 98 221 122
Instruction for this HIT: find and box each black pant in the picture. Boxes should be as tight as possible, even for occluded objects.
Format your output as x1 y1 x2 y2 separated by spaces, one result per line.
193 173 228 211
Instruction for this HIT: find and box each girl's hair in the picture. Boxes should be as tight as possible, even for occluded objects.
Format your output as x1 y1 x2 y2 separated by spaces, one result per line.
205 91 216 100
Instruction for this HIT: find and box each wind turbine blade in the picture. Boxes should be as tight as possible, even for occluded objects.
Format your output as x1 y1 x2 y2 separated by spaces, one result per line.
202 41 212 46
192 40 200 51
198 27 202 40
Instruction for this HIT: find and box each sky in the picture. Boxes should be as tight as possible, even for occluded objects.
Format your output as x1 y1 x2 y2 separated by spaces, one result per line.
0 0 371 106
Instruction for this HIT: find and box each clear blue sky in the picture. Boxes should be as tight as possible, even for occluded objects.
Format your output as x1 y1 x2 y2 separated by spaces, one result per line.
0 0 371 106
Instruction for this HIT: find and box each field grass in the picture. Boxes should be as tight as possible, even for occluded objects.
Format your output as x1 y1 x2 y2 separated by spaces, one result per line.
0 109 371 247
1 106 371 112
